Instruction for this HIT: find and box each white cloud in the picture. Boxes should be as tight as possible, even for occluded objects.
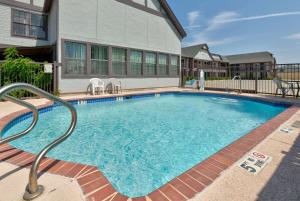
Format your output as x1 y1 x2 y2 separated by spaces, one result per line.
208 37 243 47
206 11 239 31
185 11 242 47
185 10 300 47
285 33 300 40
193 11 300 31
223 11 300 23
187 11 200 26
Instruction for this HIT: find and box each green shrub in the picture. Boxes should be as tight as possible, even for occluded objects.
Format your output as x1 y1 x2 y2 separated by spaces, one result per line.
0 48 52 98
206 77 231 80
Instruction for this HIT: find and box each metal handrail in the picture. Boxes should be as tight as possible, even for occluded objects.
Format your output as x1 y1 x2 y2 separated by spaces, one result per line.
0 83 77 200
0 95 39 145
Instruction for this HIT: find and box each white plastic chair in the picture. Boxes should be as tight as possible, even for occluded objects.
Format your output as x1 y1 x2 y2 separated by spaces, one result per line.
109 78 122 94
89 78 105 95
273 77 294 98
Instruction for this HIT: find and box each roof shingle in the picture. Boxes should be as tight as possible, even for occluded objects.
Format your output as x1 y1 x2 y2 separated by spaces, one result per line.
224 52 275 64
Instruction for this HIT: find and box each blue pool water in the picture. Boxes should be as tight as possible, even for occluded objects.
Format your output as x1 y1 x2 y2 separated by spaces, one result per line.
2 93 286 197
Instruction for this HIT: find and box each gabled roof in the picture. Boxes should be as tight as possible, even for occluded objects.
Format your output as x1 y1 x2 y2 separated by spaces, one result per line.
225 52 276 64
181 44 209 58
211 53 230 63
43 0 187 38
211 53 222 62
221 55 230 63
159 0 187 38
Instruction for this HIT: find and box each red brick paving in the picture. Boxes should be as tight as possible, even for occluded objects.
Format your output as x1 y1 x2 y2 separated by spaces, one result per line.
110 193 129 201
131 197 147 201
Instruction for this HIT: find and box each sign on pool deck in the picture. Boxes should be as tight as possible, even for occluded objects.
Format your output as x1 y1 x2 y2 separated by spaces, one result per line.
238 151 272 175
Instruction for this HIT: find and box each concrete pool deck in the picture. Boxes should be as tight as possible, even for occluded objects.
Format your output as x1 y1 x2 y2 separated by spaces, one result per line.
191 108 300 201
0 88 299 201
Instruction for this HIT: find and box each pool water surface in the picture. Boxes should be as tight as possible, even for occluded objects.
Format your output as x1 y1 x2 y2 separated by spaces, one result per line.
2 93 286 197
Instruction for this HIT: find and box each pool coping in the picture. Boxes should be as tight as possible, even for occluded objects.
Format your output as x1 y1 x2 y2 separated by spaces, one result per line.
0 91 299 201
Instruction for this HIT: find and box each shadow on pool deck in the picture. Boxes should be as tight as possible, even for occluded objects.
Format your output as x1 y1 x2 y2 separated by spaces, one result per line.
257 133 300 201
0 148 60 182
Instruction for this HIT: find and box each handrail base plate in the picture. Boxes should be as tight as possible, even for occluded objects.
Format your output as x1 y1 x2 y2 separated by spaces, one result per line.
23 185 44 201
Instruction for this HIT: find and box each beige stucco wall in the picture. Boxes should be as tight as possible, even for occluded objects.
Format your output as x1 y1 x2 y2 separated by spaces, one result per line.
59 78 180 93
56 0 182 93
57 0 181 61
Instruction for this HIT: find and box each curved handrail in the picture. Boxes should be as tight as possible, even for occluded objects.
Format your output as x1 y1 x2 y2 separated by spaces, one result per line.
0 95 39 145
0 83 77 200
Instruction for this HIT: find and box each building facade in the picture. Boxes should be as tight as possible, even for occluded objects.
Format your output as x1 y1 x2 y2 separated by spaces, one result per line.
181 44 276 80
181 44 229 79
0 0 186 93
225 52 276 79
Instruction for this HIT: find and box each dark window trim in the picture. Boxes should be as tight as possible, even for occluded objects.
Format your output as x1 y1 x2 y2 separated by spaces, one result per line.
0 0 43 12
62 40 88 76
129 49 143 76
115 0 164 18
158 53 169 76
91 45 109 76
170 55 180 76
111 47 128 76
145 51 157 76
61 39 180 79
11 8 48 41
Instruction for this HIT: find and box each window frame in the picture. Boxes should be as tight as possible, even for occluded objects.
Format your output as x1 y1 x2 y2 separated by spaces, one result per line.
170 55 180 76
61 39 180 79
145 51 157 76
63 41 87 76
158 53 168 76
91 45 109 75
11 9 48 40
129 50 143 76
111 47 127 76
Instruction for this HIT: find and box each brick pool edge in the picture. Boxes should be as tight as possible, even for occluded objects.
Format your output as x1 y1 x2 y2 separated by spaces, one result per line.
0 93 299 201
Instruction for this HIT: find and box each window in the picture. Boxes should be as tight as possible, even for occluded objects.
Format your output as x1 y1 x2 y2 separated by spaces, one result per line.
112 48 126 76
12 9 47 39
145 52 156 76
64 42 86 75
170 56 179 76
91 45 108 75
158 54 168 76
129 50 142 76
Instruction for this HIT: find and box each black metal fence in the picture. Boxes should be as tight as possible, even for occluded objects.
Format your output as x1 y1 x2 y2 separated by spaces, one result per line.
0 61 55 97
183 63 300 97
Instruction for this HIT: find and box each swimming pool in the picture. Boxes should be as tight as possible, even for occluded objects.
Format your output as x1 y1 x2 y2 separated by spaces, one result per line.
2 93 286 197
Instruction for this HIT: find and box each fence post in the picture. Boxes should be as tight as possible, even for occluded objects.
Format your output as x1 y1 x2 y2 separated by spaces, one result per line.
0 64 2 88
255 65 258 93
53 62 59 93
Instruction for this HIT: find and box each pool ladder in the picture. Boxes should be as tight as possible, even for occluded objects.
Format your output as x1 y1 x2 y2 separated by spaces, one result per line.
0 83 77 200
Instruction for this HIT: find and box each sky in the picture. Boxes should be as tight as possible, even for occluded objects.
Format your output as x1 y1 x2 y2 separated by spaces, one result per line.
167 0 300 63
